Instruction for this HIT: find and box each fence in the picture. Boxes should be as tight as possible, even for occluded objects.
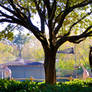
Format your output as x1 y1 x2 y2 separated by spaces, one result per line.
13 76 75 81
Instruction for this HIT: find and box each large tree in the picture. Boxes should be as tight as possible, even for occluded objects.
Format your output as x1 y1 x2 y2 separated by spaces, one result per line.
0 0 92 84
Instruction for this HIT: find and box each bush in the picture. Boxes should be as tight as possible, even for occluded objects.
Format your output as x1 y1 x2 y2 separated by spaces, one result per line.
0 78 92 92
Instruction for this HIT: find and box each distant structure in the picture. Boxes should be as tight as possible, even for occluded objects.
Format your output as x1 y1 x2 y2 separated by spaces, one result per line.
9 62 45 80
0 60 45 81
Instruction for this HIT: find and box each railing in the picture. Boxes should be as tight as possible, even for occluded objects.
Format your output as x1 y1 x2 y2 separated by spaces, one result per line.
14 77 44 81
13 76 75 81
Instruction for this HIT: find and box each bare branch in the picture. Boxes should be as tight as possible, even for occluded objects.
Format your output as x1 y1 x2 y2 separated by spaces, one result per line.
67 35 85 43
34 0 42 16
55 36 68 49
54 10 64 24
65 0 69 9
0 3 29 24
16 1 31 19
0 18 13 23
0 9 31 29
54 10 69 35
68 25 92 43
0 9 25 25
43 0 50 10
34 0 45 33
8 0 27 20
0 4 17 16
43 0 51 18
25 22 48 44
0 10 21 24
50 0 57 21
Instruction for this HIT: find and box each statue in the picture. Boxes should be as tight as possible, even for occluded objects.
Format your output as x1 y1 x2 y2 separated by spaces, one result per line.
2 65 12 79
80 63 89 80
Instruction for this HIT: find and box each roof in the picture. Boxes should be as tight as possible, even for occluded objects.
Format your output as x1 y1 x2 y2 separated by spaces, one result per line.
0 57 43 66
24 62 43 65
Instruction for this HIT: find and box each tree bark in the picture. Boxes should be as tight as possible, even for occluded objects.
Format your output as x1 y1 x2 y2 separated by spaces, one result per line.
18 45 22 58
44 48 57 84
89 46 92 72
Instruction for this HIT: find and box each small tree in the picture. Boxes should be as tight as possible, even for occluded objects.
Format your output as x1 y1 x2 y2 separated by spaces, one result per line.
0 0 92 84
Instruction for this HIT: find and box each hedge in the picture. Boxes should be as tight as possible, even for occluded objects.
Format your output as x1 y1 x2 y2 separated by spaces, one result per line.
0 78 92 92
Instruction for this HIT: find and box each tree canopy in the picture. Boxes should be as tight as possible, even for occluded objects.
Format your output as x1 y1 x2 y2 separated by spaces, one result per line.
0 0 92 45
0 0 92 84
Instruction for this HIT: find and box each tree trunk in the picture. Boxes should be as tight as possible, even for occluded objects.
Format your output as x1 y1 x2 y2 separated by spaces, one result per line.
19 48 22 58
44 48 57 84
89 46 92 72
18 45 22 58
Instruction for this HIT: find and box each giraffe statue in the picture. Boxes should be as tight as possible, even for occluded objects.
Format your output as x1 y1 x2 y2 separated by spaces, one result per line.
2 65 12 79
80 63 89 80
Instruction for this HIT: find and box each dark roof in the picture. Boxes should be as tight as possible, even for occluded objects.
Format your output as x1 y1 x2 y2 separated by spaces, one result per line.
25 62 43 65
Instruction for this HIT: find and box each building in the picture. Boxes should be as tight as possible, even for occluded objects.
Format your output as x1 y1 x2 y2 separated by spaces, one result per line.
0 59 45 81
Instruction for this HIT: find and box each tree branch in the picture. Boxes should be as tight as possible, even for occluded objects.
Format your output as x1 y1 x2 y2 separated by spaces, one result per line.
0 18 13 23
43 0 50 14
64 11 92 36
72 0 92 9
0 3 43 43
65 0 69 9
34 0 45 33
81 25 92 35
50 0 56 22
0 0 48 46
0 10 15 20
8 0 27 21
68 25 92 43
16 1 31 19
0 9 25 26
54 9 69 35
25 22 48 45
0 3 17 16
0 3 30 25
56 25 92 48
54 0 92 35
55 36 68 49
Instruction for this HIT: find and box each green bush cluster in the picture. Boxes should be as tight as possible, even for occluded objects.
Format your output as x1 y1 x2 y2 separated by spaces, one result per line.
0 79 39 92
0 78 92 92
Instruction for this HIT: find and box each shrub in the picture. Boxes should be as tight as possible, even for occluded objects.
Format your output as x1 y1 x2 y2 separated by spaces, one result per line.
0 78 92 92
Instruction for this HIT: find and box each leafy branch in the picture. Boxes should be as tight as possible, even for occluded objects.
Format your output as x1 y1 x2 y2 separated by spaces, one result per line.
65 11 92 36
